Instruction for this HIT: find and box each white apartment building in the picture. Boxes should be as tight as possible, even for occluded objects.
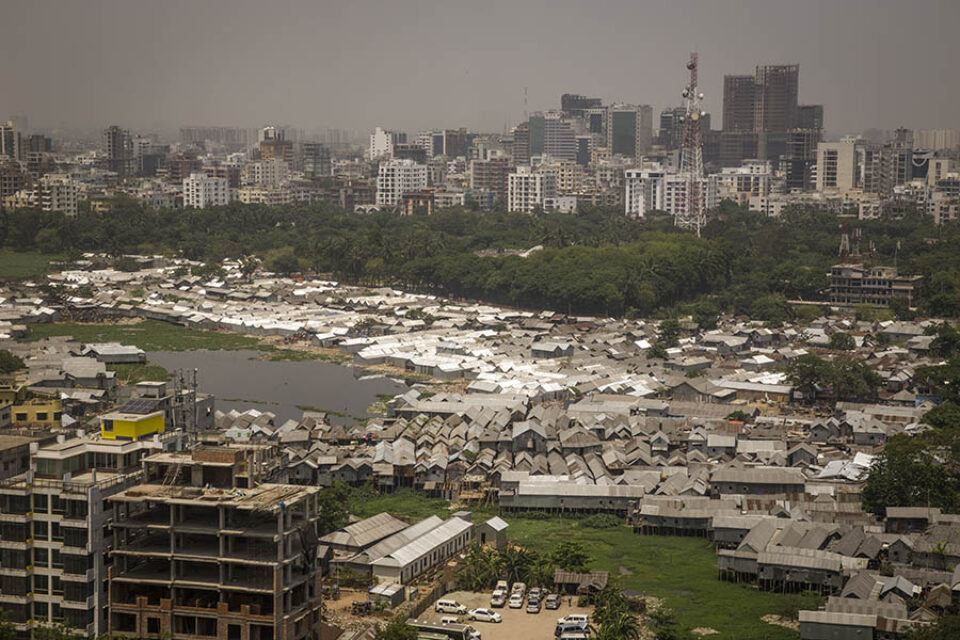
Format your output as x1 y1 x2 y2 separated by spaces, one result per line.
539 159 583 193
182 172 230 208
714 161 772 205
244 157 289 187
376 159 427 208
368 127 405 160
3 175 80 216
816 138 859 193
237 185 294 206
508 166 557 213
624 166 666 217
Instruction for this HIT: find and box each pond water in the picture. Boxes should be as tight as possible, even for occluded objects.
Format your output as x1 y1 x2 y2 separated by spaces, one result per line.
148 350 406 426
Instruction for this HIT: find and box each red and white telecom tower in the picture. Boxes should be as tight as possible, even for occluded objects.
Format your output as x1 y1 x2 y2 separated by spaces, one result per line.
676 52 707 236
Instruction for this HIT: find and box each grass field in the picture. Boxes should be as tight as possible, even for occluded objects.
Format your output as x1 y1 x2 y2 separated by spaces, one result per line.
348 489 818 639
22 320 265 352
107 362 171 383
21 320 336 367
0 251 64 280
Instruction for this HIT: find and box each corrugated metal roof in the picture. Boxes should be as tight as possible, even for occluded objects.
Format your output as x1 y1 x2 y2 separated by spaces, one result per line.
319 512 409 549
372 516 473 568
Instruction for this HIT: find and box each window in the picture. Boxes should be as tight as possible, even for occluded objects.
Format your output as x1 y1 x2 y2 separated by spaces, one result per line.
33 521 48 539
36 413 48 421
15 413 27 422
33 573 49 593
33 547 48 566
103 420 113 432
33 494 48 512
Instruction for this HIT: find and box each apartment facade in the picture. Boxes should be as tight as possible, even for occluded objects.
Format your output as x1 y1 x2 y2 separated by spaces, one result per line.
107 446 323 640
830 264 924 307
0 433 175 638
508 166 557 213
376 159 427 208
182 173 230 209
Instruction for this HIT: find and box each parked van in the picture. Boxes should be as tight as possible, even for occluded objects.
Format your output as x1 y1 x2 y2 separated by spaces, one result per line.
435 599 467 614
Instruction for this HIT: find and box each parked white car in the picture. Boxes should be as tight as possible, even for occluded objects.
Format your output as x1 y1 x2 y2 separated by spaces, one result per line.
557 613 589 626
490 589 506 608
468 608 502 623
508 593 524 608
435 599 467 614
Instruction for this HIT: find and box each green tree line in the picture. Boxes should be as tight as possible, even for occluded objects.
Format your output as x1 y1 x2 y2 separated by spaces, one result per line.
4 199 960 317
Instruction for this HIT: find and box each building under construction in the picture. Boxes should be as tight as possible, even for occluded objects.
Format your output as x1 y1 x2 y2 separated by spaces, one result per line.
107 445 323 640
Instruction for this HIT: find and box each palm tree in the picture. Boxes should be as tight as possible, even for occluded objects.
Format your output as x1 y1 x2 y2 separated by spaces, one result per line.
498 546 532 586
592 611 641 640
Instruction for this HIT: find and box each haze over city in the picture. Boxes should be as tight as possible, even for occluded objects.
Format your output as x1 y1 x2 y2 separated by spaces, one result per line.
2 0 960 136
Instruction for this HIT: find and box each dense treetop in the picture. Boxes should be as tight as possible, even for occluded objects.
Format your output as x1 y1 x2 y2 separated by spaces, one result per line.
3 199 960 318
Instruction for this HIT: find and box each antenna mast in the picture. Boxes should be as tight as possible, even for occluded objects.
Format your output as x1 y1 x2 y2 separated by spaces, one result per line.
675 52 706 237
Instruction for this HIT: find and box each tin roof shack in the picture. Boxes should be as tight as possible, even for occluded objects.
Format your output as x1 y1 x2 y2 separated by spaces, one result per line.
318 512 409 554
757 550 844 594
499 481 646 515
475 516 508 551
798 611 877 640
78 342 147 364
884 507 944 534
107 449 323 640
370 513 473 584
711 467 806 496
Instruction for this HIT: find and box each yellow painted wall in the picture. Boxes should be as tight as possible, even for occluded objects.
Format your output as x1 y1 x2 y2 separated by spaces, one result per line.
101 413 165 440
11 400 62 427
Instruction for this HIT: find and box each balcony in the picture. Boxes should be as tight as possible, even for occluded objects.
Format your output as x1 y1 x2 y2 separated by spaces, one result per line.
60 594 95 609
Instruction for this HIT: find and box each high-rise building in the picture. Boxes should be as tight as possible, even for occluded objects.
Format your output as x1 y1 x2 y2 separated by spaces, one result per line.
167 154 203 185
606 105 653 159
368 127 407 160
560 94 602 118
102 125 134 176
722 76 757 133
415 131 445 159
753 64 799 133
786 128 821 191
260 139 294 169
376 159 427 208
179 127 248 147
913 129 960 151
511 122 531 165
183 173 230 208
722 64 803 164
1 121 23 161
244 158 289 187
443 128 471 158
470 157 515 205
301 142 331 178
624 166 666 217
816 138 860 193
508 166 557 213
797 105 824 131
658 107 687 149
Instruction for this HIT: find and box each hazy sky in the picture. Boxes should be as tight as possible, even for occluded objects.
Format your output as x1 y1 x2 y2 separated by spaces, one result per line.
3 0 959 137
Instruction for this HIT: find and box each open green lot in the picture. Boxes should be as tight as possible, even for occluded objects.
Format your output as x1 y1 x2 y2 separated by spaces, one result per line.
0 251 64 280
21 320 334 366
349 489 817 639
22 320 266 352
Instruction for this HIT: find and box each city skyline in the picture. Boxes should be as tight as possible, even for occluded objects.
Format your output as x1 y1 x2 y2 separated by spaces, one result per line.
2 0 959 137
